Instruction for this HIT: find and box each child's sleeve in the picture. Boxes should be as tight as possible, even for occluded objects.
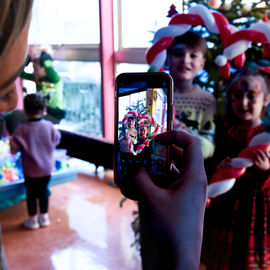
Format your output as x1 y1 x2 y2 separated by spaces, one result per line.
20 70 35 81
9 136 21 155
196 96 217 159
53 128 61 146
197 133 215 159
260 172 270 190
43 60 61 83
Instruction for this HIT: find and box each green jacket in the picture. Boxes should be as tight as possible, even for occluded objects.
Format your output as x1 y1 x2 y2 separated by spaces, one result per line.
21 60 63 109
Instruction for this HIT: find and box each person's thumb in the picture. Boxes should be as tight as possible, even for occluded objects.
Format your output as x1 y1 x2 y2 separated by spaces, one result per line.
134 168 161 201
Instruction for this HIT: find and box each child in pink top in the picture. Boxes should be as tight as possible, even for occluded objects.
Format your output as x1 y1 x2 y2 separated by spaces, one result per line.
10 94 61 230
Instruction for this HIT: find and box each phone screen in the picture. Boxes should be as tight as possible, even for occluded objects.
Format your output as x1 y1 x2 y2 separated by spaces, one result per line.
114 72 173 188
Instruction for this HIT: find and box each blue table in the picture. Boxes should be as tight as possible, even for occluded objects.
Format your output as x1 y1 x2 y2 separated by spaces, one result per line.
0 168 78 210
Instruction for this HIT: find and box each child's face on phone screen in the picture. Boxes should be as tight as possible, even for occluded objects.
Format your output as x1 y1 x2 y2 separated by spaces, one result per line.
139 126 148 139
231 75 268 126
128 118 135 128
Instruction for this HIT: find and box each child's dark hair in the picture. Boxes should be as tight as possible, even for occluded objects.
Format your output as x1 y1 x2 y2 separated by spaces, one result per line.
24 93 46 116
225 67 270 123
167 31 207 55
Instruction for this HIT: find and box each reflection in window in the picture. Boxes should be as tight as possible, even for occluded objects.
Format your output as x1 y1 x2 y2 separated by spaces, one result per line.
54 61 102 137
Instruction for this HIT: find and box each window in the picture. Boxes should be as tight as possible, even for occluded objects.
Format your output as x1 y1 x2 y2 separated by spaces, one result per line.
114 0 182 70
116 0 182 48
26 0 182 140
53 61 102 137
29 0 100 44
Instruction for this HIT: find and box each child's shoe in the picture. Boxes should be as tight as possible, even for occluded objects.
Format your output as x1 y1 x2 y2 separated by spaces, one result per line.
22 216 40 230
38 213 50 227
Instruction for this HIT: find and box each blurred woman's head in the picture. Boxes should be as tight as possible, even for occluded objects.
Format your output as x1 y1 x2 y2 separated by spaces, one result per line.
0 0 34 112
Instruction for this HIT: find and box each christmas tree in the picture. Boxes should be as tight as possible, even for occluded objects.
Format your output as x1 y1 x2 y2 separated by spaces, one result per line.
178 0 270 115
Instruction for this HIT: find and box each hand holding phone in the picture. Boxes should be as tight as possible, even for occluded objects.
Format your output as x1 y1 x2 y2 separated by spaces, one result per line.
133 130 207 269
114 72 173 193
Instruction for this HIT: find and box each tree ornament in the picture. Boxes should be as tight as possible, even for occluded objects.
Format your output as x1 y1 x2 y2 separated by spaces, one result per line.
167 4 178 18
243 3 252 12
263 11 269 23
222 3 231 11
208 0 221 9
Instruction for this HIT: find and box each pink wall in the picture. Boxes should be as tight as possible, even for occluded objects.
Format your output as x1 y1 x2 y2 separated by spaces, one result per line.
99 0 115 142
15 78 24 110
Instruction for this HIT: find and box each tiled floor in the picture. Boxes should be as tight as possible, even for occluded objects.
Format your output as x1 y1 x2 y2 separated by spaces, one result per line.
0 168 141 270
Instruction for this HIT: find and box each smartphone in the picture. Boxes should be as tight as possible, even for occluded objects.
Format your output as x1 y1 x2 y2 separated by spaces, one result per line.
114 72 173 189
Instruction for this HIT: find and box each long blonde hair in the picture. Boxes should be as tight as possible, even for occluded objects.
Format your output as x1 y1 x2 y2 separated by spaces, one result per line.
0 0 34 63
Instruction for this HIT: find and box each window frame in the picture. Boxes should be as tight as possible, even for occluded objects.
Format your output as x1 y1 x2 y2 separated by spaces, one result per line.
39 0 150 141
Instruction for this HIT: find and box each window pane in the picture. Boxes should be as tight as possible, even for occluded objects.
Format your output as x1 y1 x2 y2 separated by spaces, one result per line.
54 61 103 137
29 0 100 45
121 0 182 48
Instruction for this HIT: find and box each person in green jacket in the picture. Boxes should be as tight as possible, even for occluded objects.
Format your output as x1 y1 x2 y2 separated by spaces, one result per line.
21 51 65 123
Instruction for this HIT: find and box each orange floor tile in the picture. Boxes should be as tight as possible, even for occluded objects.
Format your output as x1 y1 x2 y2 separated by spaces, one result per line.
0 171 141 270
